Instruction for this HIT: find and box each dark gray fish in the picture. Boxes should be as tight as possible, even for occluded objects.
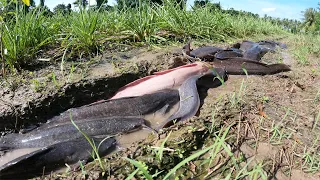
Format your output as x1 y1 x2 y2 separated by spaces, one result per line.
43 89 180 128
258 40 288 50
183 40 192 56
231 42 241 49
0 117 144 149
190 46 223 61
215 50 243 60
239 40 257 51
226 47 243 54
258 40 277 51
243 44 265 61
0 137 116 179
210 58 291 75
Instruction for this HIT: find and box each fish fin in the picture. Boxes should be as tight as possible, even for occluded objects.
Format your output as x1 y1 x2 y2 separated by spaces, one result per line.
87 96 138 106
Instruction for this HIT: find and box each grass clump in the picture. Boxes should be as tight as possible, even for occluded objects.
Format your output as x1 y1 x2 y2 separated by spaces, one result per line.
287 34 320 65
0 2 286 73
2 8 56 69
61 9 103 56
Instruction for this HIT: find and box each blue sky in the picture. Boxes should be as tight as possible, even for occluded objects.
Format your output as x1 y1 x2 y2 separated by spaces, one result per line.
34 0 318 20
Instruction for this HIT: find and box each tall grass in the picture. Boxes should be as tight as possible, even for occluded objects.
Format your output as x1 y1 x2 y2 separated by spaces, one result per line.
0 2 285 72
2 8 56 69
287 34 320 65
61 9 103 56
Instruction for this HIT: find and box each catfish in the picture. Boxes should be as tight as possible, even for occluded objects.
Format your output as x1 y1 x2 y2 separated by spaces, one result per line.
0 137 116 179
110 62 213 100
157 68 226 129
0 117 143 149
44 89 180 127
210 58 291 75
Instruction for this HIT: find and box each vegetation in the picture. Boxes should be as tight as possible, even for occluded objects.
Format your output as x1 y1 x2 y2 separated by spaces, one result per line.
0 0 320 179
0 0 317 73
0 0 286 74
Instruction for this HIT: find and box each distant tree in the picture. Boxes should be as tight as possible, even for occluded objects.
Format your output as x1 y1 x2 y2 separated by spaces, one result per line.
96 0 108 8
116 0 186 10
301 8 319 32
303 8 317 26
40 0 45 7
53 3 72 15
67 3 72 12
194 0 209 8
73 0 88 8
90 0 113 11
193 0 221 11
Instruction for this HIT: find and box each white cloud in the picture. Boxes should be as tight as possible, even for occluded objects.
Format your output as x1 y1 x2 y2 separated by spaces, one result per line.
261 7 276 13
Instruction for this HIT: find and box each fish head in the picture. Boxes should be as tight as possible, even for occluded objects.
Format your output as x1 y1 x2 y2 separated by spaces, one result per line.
197 61 226 79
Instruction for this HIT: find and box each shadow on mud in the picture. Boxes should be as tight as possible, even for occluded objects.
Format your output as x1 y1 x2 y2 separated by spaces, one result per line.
0 73 144 131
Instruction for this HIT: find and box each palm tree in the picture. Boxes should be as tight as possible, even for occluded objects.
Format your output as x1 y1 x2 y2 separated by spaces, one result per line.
302 8 317 27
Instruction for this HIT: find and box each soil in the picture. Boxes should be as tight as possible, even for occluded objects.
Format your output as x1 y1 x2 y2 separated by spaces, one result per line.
0 37 319 180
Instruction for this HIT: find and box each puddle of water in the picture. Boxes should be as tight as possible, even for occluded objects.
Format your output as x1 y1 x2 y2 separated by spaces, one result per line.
115 101 180 148
144 102 180 129
116 128 156 149
0 148 40 167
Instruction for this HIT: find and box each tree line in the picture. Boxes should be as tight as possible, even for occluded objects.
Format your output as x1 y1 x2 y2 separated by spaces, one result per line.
1 0 319 34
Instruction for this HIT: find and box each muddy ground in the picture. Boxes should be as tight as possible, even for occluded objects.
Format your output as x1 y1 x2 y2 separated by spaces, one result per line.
0 37 319 179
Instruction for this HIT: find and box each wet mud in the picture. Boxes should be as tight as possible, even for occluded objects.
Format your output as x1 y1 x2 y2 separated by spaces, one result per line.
1 38 320 179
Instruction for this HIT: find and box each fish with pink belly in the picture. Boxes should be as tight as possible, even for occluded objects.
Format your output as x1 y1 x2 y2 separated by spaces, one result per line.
110 62 214 100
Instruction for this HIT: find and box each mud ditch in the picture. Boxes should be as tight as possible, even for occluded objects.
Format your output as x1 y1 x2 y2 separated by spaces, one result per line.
0 47 185 132
1 38 320 180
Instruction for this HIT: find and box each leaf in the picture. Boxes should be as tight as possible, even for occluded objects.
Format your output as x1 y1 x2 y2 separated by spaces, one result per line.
125 168 139 180
21 0 30 6
158 131 172 161
163 124 233 180
124 158 153 180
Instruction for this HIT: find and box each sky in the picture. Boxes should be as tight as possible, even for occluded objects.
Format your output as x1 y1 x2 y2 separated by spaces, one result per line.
34 0 319 20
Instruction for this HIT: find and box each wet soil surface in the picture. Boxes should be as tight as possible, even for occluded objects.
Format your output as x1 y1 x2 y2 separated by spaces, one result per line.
0 47 185 132
1 38 320 179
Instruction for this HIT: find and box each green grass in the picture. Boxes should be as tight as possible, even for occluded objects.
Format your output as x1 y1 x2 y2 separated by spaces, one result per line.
0 2 285 72
287 34 320 65
2 7 57 69
69 112 106 172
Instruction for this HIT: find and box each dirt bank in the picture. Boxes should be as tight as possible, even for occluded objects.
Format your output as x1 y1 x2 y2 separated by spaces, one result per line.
1 37 319 179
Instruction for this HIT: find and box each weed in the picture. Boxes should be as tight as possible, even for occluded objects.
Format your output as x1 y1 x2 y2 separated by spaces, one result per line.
2 8 56 70
164 124 233 179
0 1 285 72
67 62 76 83
79 161 87 175
30 79 46 92
51 72 59 88
229 77 247 107
269 108 291 145
124 158 153 180
69 112 106 171
152 131 172 162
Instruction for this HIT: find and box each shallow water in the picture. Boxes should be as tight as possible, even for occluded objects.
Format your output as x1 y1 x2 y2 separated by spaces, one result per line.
0 148 40 167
